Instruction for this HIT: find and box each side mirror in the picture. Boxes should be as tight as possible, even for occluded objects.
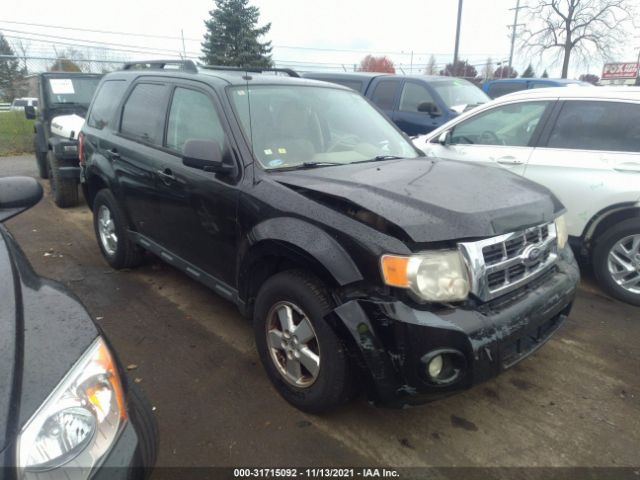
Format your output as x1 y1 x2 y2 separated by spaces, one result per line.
24 105 36 120
0 177 43 222
182 139 234 174
437 130 451 146
417 102 441 116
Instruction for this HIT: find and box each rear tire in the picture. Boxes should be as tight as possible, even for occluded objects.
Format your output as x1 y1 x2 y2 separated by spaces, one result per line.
92 189 144 269
48 150 79 208
592 218 640 306
127 381 158 479
254 270 355 413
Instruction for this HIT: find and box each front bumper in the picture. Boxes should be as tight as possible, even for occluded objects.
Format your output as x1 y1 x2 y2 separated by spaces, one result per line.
333 247 579 407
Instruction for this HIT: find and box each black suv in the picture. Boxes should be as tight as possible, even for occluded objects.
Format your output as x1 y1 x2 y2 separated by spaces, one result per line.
25 72 102 207
80 60 579 412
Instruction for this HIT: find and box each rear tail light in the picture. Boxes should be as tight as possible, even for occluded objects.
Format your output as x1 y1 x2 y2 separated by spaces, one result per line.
78 132 84 165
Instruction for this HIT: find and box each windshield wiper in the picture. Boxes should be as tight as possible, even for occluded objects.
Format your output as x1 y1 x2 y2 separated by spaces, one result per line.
300 161 345 168
354 155 404 164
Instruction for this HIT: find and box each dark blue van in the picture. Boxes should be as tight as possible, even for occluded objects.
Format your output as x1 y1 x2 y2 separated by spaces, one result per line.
482 78 592 99
302 72 490 136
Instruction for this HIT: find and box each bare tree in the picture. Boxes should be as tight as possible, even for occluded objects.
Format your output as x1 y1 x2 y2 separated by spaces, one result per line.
424 55 438 75
521 0 635 78
13 39 30 74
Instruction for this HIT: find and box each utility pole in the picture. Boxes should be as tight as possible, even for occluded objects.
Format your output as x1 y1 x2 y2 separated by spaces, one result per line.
508 0 525 71
453 0 463 66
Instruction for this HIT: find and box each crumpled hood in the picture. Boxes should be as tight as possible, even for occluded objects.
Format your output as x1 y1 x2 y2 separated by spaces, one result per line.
270 158 564 243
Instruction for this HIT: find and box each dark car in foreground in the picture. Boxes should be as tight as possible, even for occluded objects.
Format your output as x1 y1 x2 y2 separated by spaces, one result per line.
80 60 579 413
0 177 157 478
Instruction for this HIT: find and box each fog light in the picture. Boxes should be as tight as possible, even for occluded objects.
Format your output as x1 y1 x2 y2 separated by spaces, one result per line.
428 355 443 379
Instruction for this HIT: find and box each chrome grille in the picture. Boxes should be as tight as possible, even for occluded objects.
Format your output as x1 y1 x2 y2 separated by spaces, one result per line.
459 222 558 301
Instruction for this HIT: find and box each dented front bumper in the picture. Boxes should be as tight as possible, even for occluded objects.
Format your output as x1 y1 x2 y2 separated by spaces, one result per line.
333 247 579 407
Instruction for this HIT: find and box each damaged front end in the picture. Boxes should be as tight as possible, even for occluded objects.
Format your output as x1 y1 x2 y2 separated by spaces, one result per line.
329 233 579 408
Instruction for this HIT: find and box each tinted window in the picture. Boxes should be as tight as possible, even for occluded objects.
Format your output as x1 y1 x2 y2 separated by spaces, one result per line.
32 100 38 107
399 82 435 112
120 83 167 144
13 99 27 107
330 79 363 92
166 88 227 153
547 101 640 152
487 82 526 98
450 101 549 147
87 80 127 130
529 82 554 89
370 80 400 110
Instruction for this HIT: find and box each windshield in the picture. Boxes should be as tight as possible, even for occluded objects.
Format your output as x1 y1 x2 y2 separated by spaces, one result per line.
45 77 101 106
432 79 489 111
229 85 418 170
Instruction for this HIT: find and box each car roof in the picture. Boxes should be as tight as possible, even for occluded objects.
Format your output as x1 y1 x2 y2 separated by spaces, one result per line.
103 67 351 90
499 86 640 101
302 72 468 83
485 78 587 85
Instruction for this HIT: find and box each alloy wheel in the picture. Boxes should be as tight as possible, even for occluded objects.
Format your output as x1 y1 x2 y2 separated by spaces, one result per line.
97 205 118 256
265 301 321 388
607 234 640 295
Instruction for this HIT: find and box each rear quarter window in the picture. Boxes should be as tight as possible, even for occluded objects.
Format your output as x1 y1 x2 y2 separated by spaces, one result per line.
87 80 127 130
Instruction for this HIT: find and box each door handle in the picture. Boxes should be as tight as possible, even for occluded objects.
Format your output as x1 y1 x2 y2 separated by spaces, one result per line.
107 148 120 160
613 163 640 173
156 168 176 184
495 156 523 165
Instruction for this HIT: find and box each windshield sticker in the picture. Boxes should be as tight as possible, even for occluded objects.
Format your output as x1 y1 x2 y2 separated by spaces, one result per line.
49 79 75 94
277 147 287 154
264 149 273 155
268 158 284 167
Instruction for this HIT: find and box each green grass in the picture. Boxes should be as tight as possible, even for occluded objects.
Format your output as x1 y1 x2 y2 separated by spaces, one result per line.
0 111 34 156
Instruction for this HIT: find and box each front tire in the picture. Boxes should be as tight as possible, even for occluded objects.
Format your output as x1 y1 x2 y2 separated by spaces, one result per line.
127 381 158 479
592 218 640 306
254 270 354 413
48 150 79 208
92 189 144 269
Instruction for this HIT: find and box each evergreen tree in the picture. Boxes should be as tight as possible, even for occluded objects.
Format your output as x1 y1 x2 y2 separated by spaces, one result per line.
201 0 272 68
521 64 536 78
0 33 26 101
541 69 549 78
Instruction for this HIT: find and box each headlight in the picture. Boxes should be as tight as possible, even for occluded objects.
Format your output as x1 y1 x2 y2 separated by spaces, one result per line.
555 214 568 249
17 337 127 475
381 250 470 302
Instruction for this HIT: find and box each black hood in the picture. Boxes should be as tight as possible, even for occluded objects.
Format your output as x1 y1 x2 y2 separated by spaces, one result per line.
270 158 564 243
0 228 97 454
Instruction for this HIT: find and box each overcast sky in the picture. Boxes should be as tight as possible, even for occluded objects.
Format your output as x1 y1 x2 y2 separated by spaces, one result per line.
2 0 638 77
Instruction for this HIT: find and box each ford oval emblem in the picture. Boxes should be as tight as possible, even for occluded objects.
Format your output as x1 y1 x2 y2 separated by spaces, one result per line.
522 245 543 267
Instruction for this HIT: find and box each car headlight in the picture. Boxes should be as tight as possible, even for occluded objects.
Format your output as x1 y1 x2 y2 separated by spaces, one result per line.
555 214 568 250
381 250 470 302
17 337 127 475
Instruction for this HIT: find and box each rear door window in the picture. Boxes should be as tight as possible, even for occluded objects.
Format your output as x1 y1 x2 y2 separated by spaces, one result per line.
370 80 400 110
87 80 127 130
547 101 640 153
165 87 227 153
120 83 167 145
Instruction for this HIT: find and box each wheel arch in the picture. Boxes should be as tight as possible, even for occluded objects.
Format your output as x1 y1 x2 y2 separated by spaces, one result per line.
581 203 640 255
238 218 364 316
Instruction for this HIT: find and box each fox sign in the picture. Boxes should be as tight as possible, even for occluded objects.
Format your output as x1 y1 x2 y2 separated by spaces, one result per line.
602 62 639 79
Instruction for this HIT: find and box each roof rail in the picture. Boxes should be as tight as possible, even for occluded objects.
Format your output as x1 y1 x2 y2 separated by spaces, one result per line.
122 60 198 72
199 65 299 78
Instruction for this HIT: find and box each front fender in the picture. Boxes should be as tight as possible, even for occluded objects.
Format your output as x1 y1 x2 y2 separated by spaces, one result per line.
242 217 364 287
